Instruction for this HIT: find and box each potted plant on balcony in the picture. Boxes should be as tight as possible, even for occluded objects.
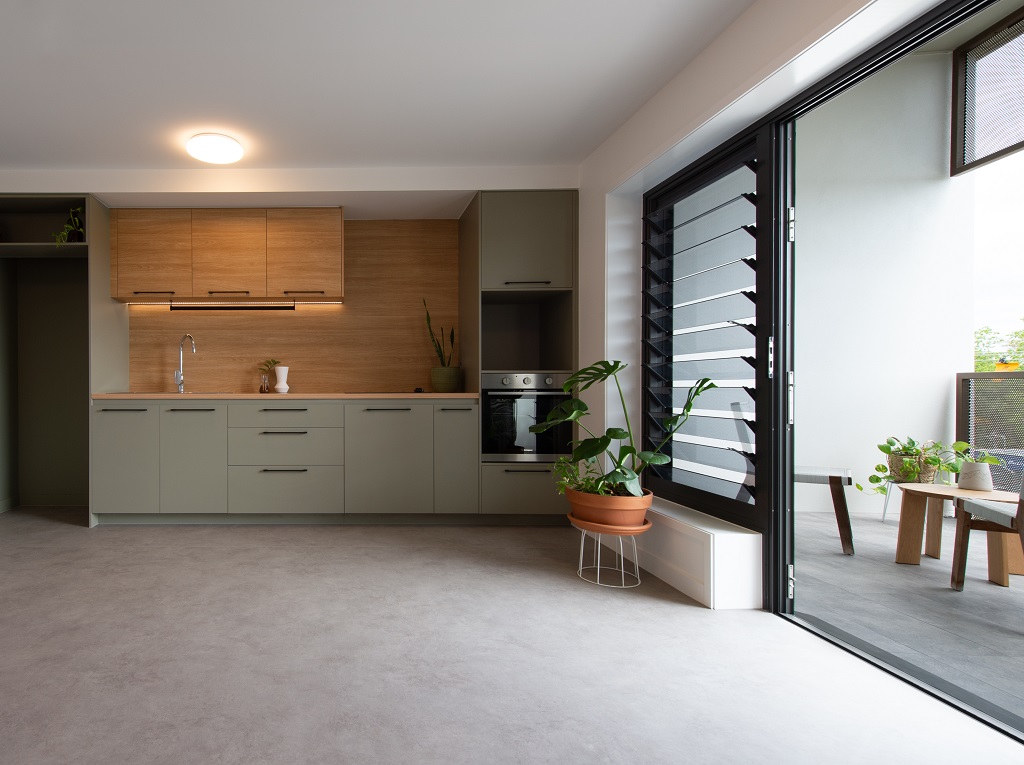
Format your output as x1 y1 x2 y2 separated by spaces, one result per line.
424 299 461 393
528 359 715 527
857 436 1003 493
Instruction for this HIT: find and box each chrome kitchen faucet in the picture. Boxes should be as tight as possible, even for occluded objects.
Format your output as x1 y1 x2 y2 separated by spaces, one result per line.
175 334 196 393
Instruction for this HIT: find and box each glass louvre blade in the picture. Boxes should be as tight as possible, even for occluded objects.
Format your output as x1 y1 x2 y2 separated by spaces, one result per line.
668 440 755 474
670 323 755 356
672 197 755 254
664 259 756 305
656 463 755 504
646 355 754 383
648 228 756 281
653 290 755 330
672 412 755 445
672 165 755 224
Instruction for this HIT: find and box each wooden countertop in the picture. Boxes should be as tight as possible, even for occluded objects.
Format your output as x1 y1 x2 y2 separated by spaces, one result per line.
92 392 480 400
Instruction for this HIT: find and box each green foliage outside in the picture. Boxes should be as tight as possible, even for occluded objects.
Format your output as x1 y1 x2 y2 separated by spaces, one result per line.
974 319 1024 371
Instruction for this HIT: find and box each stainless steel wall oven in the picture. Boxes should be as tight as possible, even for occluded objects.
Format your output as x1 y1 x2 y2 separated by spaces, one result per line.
481 372 572 462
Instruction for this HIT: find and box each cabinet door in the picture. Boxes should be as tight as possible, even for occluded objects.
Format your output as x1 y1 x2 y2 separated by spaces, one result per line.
345 404 433 513
114 209 192 299
191 209 267 298
481 464 566 514
91 403 159 514
266 208 343 299
159 405 227 513
434 404 479 514
480 190 575 289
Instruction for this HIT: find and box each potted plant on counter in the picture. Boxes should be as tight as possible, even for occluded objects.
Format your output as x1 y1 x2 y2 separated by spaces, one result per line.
257 358 281 394
424 299 461 393
528 359 715 527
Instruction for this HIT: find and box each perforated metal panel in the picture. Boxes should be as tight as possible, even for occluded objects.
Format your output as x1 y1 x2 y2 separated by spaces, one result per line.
961 373 1024 491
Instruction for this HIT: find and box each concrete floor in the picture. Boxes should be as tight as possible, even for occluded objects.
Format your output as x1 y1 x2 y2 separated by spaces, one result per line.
1 507 1022 765
795 503 1024 730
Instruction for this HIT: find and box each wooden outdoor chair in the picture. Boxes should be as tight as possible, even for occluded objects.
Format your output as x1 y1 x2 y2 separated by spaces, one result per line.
950 478 1024 591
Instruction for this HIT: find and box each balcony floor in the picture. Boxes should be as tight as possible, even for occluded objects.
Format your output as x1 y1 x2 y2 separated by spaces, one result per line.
795 504 1024 729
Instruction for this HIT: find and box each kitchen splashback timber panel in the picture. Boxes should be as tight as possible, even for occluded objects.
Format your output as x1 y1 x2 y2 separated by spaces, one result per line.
128 220 458 394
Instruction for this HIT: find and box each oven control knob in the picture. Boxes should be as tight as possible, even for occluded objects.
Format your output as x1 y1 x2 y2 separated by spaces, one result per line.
523 376 532 385
502 376 511 386
545 377 553 386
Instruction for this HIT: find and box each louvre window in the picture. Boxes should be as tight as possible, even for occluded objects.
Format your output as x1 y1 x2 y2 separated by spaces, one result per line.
643 142 762 515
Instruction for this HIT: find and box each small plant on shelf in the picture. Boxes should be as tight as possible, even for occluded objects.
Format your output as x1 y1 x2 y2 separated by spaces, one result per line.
257 358 281 394
52 207 85 247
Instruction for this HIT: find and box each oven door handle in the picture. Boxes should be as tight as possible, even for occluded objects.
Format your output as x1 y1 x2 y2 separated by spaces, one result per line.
486 390 570 396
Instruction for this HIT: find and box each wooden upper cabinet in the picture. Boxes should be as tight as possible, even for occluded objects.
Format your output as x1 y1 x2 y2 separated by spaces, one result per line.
113 209 193 299
191 209 267 298
266 208 343 299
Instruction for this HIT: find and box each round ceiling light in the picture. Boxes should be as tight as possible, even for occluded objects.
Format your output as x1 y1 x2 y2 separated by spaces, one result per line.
185 133 244 164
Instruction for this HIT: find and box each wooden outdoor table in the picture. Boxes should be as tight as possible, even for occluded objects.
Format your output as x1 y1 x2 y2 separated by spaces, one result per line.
894 483 1018 565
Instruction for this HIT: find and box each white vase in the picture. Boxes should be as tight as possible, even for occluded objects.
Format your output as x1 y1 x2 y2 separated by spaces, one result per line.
274 366 290 394
957 462 993 492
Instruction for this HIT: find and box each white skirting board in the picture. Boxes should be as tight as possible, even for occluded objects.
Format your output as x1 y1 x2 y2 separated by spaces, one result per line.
634 499 762 609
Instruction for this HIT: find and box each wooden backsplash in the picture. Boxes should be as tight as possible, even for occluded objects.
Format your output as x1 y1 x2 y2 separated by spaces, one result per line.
128 220 459 394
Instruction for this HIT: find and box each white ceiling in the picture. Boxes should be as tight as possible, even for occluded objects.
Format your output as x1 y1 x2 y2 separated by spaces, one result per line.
0 0 756 216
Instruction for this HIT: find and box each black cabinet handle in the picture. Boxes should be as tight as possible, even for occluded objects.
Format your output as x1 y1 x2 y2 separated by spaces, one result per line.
283 290 326 295
99 408 148 412
259 408 309 412
259 431 308 435
166 408 216 412
259 468 309 473
439 408 472 412
364 408 412 411
132 291 174 295
207 290 250 295
504 469 551 473
503 281 552 285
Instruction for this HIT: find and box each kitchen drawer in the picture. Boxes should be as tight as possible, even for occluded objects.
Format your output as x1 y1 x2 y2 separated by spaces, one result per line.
229 427 344 466
228 401 344 428
228 466 344 514
481 464 565 514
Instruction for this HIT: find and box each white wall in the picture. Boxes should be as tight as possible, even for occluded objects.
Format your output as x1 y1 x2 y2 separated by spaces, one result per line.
578 0 944 433
793 51 974 515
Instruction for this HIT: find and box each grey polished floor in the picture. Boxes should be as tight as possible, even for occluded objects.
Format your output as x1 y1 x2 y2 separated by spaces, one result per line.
794 502 1024 728
1 507 1021 764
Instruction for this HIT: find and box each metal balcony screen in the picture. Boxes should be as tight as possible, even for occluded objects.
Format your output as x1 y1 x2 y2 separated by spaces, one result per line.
954 11 1024 171
643 159 757 505
957 372 1024 492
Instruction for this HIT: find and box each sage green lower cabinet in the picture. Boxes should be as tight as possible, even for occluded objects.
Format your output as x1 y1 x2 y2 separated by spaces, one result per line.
159 404 227 513
345 403 433 513
91 402 159 514
227 402 344 514
433 404 479 513
481 464 566 514
228 466 344 514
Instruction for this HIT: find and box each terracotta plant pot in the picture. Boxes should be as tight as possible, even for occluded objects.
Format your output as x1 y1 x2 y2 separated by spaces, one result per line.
565 488 653 527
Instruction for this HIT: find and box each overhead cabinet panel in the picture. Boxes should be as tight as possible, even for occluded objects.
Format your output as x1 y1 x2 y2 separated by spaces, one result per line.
480 190 575 289
266 208 344 299
191 209 267 298
114 209 193 299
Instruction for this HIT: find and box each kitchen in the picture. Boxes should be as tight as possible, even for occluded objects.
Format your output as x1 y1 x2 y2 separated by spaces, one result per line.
0 191 578 524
